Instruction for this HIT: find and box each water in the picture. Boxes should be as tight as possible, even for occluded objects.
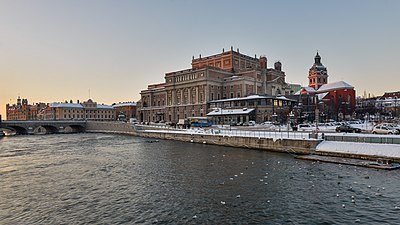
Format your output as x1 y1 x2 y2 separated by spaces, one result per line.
1 133 400 224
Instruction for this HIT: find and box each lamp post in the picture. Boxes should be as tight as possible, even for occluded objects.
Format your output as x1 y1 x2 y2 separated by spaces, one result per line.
272 112 278 127
315 105 319 135
289 111 294 132
315 99 324 135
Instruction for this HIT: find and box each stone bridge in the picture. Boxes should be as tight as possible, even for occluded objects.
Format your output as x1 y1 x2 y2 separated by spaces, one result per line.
0 120 86 135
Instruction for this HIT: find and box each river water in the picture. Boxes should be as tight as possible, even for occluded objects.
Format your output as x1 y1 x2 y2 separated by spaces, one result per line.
1 133 400 224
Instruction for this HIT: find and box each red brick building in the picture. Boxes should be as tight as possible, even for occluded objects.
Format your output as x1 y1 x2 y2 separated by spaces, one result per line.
297 53 356 122
6 97 47 120
112 102 137 121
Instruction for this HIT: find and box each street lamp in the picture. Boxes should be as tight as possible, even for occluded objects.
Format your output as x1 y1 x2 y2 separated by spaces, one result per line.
288 111 295 131
272 112 278 124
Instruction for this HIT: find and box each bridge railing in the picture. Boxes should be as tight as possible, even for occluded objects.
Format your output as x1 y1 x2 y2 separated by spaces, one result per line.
325 135 400 144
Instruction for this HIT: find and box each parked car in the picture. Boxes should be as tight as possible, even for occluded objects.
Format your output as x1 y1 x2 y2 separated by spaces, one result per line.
261 121 273 126
248 121 256 126
335 125 361 133
297 124 313 131
380 123 400 133
372 125 399 135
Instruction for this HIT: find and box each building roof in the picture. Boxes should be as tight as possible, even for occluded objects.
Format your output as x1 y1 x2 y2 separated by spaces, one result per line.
49 103 84 108
209 94 296 103
207 108 255 116
113 102 137 107
48 102 113 109
317 81 354 92
317 92 329 101
295 87 316 95
381 91 400 99
97 104 114 109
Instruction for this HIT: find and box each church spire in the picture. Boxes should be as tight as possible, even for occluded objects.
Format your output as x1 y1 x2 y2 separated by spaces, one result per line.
314 51 321 65
308 51 328 90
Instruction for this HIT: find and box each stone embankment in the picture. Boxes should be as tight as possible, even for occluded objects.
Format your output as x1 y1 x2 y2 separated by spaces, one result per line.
85 121 400 163
85 121 319 155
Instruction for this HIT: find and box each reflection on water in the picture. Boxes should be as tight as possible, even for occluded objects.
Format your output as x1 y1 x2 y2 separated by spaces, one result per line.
1 133 400 224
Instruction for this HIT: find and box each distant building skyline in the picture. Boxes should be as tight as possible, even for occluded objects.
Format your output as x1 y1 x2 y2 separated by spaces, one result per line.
6 97 116 121
1 1 400 117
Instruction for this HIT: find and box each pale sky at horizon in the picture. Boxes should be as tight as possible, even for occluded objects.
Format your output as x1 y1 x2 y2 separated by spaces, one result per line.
1 0 399 117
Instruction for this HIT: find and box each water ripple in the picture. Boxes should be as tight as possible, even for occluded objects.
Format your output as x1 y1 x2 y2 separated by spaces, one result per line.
1 133 400 224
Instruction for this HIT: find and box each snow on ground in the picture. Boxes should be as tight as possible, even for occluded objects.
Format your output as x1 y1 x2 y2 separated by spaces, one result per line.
316 141 400 158
138 124 400 158
137 123 399 141
325 132 400 139
140 126 314 140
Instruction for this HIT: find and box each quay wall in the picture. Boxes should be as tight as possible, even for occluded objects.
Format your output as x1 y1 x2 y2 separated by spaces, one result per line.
85 122 400 162
85 121 137 135
85 121 318 155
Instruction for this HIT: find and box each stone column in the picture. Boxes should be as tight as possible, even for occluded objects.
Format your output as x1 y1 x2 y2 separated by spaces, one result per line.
196 86 199 104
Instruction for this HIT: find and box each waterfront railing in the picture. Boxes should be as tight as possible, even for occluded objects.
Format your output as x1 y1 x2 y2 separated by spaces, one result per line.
325 135 400 145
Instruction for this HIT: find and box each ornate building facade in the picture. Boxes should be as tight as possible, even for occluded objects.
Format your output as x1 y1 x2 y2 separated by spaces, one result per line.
6 97 47 120
139 47 294 123
6 97 115 121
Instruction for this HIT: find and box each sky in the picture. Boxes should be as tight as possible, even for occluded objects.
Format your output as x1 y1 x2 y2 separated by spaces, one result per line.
1 0 399 117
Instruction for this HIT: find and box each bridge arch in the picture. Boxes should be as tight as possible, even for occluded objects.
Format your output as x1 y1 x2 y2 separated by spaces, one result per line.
2 126 28 135
64 125 85 133
33 125 59 134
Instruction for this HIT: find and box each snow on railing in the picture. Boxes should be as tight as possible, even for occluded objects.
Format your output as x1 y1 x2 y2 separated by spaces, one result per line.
134 124 319 140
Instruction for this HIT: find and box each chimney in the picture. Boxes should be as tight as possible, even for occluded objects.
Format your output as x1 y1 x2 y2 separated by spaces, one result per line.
259 56 267 69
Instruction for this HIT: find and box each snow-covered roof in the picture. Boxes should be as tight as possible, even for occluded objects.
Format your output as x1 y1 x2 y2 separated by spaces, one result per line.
207 108 255 116
97 104 114 109
113 102 137 107
49 102 113 109
275 96 294 101
49 103 84 108
294 87 316 95
317 81 354 92
209 94 296 103
209 95 265 103
304 87 316 93
317 92 329 101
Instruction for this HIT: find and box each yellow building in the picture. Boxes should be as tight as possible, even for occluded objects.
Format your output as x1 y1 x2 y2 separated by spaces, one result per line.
43 99 115 121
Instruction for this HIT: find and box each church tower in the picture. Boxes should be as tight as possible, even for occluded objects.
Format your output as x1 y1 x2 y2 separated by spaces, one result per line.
308 52 328 90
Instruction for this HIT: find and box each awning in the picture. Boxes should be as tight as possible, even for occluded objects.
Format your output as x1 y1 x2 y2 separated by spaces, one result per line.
207 108 255 116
